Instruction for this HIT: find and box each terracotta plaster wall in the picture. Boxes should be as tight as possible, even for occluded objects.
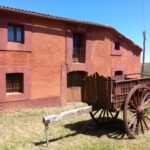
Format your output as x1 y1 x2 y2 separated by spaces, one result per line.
0 13 32 105
0 13 66 105
0 51 30 66
0 13 31 67
117 45 140 74
90 29 140 77
90 29 111 76
0 12 141 108
30 19 66 100
110 38 141 77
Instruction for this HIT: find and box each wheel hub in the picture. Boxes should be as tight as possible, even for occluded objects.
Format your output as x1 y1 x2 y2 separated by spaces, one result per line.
137 106 144 114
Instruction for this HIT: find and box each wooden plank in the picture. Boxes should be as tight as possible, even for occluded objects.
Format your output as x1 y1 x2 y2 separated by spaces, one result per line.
86 75 97 105
43 106 92 147
102 76 107 108
115 77 150 84
97 75 109 108
107 77 112 109
43 106 92 125
81 78 86 103
97 75 103 106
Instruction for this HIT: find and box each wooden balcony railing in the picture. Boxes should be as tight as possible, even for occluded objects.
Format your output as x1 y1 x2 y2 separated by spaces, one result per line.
72 48 85 63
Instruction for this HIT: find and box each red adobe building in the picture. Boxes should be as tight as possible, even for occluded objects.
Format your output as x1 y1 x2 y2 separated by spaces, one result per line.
0 6 142 109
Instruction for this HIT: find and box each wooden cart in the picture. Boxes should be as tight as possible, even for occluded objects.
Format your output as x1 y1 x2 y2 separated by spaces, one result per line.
82 73 150 139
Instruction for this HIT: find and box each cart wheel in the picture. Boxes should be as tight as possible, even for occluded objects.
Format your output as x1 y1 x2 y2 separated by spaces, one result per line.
124 84 150 139
90 108 119 124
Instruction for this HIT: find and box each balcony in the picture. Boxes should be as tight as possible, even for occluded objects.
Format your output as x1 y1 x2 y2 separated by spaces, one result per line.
72 48 85 63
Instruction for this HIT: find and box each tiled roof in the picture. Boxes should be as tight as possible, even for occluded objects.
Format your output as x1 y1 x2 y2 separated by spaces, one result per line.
0 5 142 51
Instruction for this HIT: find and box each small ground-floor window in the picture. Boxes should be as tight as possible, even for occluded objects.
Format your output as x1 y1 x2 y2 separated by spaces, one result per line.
115 70 123 76
0 67 30 102
6 73 24 94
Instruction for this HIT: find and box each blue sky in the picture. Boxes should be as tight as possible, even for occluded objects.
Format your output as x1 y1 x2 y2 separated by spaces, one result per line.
0 0 150 62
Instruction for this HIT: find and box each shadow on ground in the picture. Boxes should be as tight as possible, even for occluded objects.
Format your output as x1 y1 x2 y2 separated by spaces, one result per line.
64 118 127 140
34 118 128 147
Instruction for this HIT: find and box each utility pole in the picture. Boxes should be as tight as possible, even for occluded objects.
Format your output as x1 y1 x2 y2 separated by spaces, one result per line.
141 31 146 77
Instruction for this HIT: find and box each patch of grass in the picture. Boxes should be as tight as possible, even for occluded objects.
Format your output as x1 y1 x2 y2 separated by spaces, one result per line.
0 102 150 150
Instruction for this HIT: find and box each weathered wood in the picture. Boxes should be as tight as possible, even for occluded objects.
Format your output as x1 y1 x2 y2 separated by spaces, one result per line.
84 75 97 105
115 77 150 84
142 31 146 77
43 106 92 125
43 105 93 146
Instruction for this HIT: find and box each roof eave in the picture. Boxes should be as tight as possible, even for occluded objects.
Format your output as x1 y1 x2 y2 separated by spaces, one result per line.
0 5 142 51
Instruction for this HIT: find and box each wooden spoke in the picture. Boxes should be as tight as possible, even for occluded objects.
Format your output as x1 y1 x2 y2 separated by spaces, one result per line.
141 89 147 99
128 115 136 128
145 116 150 121
140 120 144 134
90 108 119 124
137 89 141 106
105 110 108 121
109 111 113 118
132 118 137 133
144 106 150 109
98 109 104 119
136 119 140 135
142 92 150 105
93 109 100 116
102 110 106 122
128 108 136 113
107 110 109 119
129 100 137 110
142 117 149 130
144 97 150 106
103 109 106 118
128 113 136 121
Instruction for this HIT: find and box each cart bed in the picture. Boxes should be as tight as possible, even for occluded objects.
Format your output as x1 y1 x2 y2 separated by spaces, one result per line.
82 73 150 111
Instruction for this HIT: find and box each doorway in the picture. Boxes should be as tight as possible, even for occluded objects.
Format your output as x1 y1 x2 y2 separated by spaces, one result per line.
67 71 87 102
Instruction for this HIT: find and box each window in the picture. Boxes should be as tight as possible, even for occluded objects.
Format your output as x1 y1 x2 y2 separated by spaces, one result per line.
111 40 122 56
6 73 24 93
112 70 125 80
73 33 85 63
114 42 120 50
8 24 24 43
115 70 123 76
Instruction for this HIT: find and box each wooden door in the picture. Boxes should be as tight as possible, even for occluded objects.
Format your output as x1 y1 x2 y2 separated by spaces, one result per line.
67 71 87 102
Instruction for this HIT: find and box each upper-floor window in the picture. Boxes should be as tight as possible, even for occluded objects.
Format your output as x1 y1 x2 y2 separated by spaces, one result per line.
111 39 122 56
114 42 120 50
8 24 24 43
73 33 85 63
